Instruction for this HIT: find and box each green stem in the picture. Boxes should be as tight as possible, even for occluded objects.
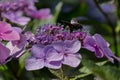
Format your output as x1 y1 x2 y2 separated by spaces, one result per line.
60 67 64 80
49 67 68 80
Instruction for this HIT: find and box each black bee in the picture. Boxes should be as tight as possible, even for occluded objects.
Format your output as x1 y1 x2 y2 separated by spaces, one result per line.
60 19 83 31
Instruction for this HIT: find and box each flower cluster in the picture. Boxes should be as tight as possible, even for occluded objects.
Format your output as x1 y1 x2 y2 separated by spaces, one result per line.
25 24 82 70
0 0 51 25
0 21 21 64
25 24 120 71
0 0 51 64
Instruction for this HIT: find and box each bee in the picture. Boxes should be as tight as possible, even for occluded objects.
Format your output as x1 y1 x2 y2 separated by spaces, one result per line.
60 18 83 31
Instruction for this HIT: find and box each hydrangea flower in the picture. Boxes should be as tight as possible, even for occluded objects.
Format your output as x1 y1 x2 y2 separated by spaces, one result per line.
2 11 30 26
83 34 120 63
0 0 51 23
25 44 63 70
25 24 82 70
0 21 20 41
52 40 81 67
24 23 120 71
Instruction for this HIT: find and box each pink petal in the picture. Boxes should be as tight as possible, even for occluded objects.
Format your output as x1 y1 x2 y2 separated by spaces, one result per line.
0 21 12 33
36 8 51 19
2 30 20 41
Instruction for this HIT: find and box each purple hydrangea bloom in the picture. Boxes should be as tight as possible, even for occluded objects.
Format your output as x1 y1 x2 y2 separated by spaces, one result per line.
52 40 81 67
35 24 65 44
25 44 63 70
0 0 37 11
0 0 51 23
0 27 29 64
83 34 120 63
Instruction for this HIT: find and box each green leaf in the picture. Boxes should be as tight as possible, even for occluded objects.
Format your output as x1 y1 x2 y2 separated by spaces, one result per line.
0 65 7 71
70 73 91 80
18 52 30 76
52 2 63 22
49 69 62 79
19 52 30 69
82 58 120 80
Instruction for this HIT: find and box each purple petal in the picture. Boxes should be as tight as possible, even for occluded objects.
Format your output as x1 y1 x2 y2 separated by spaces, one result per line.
52 41 64 52
45 46 63 61
14 16 30 26
102 47 120 63
64 40 81 53
45 61 62 69
93 34 120 62
12 27 22 33
26 8 51 19
25 57 44 70
0 43 10 64
2 11 30 26
93 34 108 48
31 44 45 58
83 35 96 52
2 30 20 41
34 8 51 19
62 53 81 67
94 46 104 58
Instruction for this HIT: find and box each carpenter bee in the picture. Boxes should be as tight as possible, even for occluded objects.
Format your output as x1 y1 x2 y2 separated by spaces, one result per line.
60 18 83 31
